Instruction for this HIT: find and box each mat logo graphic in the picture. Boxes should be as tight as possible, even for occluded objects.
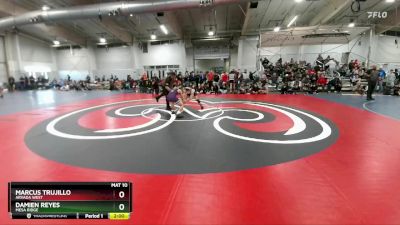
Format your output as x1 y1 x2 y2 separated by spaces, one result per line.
367 11 388 19
43 99 333 144
26 98 338 173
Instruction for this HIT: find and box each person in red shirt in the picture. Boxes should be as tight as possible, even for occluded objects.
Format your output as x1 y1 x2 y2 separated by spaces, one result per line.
317 73 328 92
221 71 228 82
141 73 148 81
307 69 315 76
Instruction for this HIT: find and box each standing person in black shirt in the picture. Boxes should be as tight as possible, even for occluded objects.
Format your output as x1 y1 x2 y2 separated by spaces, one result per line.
155 72 176 110
365 65 379 101
8 76 15 92
152 76 160 95
0 82 4 98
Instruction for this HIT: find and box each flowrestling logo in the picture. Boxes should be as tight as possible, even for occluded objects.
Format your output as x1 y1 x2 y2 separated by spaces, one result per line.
367 11 388 19
25 99 338 174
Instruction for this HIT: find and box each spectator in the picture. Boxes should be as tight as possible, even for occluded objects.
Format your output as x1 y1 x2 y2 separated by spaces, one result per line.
349 60 354 72
316 73 328 92
384 69 396 95
327 76 342 93
221 71 228 84
291 79 301 94
8 76 15 92
207 71 214 91
377 67 386 93
393 76 400 96
386 69 396 87
228 70 235 93
86 74 91 83
0 82 4 98
325 58 337 76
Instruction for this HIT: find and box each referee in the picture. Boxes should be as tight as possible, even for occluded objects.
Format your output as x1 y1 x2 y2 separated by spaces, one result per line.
365 65 379 101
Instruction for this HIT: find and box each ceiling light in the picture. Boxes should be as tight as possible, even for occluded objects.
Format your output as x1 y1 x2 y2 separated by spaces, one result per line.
208 30 214 36
160 25 168 35
273 26 280 32
53 40 60 45
42 5 50 11
294 0 303 2
287 15 298 27
348 22 355 28
151 34 156 40
99 38 106 43
386 0 395 2
130 14 133 17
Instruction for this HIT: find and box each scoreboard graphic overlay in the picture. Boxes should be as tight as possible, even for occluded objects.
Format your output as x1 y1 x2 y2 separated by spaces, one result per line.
8 182 132 220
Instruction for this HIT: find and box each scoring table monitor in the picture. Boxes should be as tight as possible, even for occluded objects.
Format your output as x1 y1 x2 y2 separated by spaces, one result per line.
8 182 132 220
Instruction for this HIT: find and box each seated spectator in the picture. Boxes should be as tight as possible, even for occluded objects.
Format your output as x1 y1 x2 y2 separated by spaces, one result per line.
327 77 342 93
115 79 123 90
260 72 267 87
393 77 400 96
291 79 302 94
60 83 70 91
280 75 290 94
86 75 91 83
250 83 262 94
359 68 366 79
228 70 235 93
386 69 396 88
28 75 36 90
350 73 358 86
302 75 310 92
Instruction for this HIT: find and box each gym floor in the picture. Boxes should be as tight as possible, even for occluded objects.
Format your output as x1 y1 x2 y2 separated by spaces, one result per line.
1 90 400 224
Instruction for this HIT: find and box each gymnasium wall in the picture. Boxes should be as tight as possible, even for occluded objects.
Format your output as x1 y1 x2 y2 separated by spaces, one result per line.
371 35 400 69
195 59 226 72
18 34 57 79
0 31 398 83
237 37 258 72
257 34 399 69
185 47 194 72
56 47 95 80
1 33 58 82
229 47 238 71
259 35 370 65
56 41 188 80
134 41 187 70
94 46 134 78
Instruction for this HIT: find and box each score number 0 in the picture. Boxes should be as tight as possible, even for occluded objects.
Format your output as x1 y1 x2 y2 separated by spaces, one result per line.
112 182 129 211
118 191 125 211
